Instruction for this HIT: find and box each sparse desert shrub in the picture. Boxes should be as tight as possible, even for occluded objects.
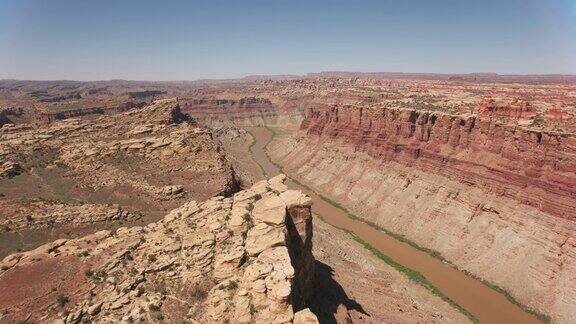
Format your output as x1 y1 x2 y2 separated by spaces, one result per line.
148 304 160 312
189 281 210 301
56 294 69 307
226 281 238 290
152 311 164 320
532 115 545 127
218 280 238 291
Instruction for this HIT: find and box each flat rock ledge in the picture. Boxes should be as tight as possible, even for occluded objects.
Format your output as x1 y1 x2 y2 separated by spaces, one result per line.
0 174 318 324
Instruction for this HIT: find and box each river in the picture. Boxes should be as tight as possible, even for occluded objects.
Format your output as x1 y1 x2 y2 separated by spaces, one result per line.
245 126 540 324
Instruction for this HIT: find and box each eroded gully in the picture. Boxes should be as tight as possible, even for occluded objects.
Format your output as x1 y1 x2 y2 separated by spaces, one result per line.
245 126 540 324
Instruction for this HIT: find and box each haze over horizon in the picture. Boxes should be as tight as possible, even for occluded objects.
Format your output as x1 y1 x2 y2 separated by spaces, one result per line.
1 0 575 81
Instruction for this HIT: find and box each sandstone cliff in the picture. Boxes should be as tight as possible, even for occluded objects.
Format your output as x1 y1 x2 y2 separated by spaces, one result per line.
301 105 576 220
269 105 576 323
0 175 319 323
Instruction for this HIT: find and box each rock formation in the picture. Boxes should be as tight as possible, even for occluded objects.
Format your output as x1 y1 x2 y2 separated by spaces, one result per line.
0 98 238 256
478 97 538 119
0 175 319 324
182 97 304 127
270 104 576 323
1 76 575 323
301 104 576 220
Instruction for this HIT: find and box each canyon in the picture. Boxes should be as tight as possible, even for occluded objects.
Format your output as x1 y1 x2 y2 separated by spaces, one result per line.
0 75 575 323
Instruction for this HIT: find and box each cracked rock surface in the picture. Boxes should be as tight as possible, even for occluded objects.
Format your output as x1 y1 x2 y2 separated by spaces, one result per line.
0 175 318 324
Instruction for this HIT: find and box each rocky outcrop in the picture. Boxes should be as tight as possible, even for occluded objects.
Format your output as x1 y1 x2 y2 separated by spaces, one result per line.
301 105 576 220
0 114 9 128
0 201 140 233
0 175 317 323
478 97 537 119
36 101 147 123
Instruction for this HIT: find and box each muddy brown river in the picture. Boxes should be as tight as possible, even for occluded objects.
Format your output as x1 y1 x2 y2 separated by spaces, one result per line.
246 126 540 324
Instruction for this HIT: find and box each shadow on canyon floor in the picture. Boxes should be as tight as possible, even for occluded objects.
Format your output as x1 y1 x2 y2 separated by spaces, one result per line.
310 261 370 323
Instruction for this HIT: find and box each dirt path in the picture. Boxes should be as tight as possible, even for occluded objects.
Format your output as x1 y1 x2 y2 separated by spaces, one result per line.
245 126 541 324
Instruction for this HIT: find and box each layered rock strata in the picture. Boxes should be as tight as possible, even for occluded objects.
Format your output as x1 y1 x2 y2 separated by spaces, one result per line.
0 175 318 323
182 97 304 127
270 105 576 323
36 102 147 123
301 105 576 220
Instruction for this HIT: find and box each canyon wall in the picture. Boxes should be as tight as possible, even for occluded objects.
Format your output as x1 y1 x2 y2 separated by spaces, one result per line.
270 106 576 323
182 97 304 127
301 105 576 220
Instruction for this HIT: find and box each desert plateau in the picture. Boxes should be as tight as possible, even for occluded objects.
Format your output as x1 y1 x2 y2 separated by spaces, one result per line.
1 1 575 323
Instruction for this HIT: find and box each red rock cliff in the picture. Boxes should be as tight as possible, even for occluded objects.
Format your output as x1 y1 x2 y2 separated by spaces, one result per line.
301 105 576 220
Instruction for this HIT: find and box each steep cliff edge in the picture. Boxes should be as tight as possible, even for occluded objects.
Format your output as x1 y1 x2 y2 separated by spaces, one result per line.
0 175 319 323
270 106 576 323
301 105 576 220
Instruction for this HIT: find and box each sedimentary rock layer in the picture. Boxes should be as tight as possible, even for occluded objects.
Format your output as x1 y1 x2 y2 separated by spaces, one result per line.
269 106 576 323
0 175 318 323
301 105 576 220
182 97 304 127
36 101 147 123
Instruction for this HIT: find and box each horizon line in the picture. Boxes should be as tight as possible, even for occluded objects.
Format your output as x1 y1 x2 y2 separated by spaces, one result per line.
2 70 576 83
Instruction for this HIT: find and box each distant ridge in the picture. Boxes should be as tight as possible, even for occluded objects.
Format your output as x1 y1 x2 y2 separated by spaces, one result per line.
3 71 576 84
305 71 576 84
241 74 301 81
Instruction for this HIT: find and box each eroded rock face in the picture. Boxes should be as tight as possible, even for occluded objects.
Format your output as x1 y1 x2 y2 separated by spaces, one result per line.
301 104 576 220
182 97 305 127
270 110 576 323
478 97 537 119
0 175 317 324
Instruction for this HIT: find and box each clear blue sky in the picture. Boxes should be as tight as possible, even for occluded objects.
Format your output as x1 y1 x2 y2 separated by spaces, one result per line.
1 0 575 80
